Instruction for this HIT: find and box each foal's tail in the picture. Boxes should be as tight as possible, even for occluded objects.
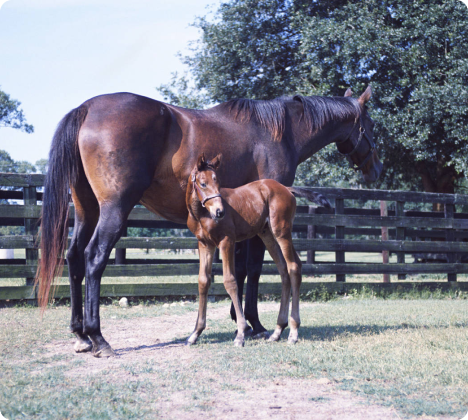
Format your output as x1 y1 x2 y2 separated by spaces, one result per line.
35 106 88 310
288 187 331 208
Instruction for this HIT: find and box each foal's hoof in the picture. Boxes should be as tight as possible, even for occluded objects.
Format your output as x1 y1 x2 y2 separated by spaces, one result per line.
234 326 253 338
186 338 197 346
74 338 93 353
287 337 298 345
93 345 115 358
268 333 281 342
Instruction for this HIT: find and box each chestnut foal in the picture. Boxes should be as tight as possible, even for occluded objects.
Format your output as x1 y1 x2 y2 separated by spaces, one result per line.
186 153 330 347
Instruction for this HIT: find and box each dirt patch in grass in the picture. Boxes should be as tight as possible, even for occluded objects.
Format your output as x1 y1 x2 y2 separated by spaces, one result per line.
35 302 444 420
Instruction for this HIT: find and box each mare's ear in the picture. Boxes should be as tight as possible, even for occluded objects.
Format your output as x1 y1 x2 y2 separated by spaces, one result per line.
358 85 372 106
197 153 206 171
344 88 353 97
211 153 222 170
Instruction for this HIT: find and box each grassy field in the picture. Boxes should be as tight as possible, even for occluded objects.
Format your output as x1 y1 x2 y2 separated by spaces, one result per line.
0 296 467 419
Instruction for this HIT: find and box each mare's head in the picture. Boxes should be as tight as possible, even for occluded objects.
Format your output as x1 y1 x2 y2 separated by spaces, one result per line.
190 153 225 221
337 86 383 183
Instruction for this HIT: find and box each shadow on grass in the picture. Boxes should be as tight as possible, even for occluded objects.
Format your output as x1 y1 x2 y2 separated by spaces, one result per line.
195 322 468 345
116 339 187 355
113 322 468 354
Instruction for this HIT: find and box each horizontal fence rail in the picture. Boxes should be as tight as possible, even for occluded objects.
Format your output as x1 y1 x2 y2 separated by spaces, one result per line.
1 172 468 301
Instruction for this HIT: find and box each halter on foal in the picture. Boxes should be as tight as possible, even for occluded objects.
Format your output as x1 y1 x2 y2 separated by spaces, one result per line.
186 153 330 346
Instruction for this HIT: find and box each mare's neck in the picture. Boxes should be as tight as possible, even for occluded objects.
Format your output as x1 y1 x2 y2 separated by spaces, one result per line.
293 120 351 164
286 100 356 164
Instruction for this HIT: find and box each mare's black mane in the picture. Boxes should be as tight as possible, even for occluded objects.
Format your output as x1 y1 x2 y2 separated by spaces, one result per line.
224 95 361 141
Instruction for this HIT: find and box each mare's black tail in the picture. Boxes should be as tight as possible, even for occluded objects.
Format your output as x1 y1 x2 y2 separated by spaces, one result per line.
35 106 88 310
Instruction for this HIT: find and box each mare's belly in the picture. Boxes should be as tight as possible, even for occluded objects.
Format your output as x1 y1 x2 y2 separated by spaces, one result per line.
139 181 188 225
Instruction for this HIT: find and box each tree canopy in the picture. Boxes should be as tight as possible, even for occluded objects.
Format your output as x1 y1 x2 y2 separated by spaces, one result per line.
0 88 34 133
158 0 468 193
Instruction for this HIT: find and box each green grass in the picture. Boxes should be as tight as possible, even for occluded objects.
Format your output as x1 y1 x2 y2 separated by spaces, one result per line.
0 298 467 419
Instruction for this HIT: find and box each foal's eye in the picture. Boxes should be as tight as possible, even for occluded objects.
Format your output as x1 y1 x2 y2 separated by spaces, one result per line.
201 183 207 188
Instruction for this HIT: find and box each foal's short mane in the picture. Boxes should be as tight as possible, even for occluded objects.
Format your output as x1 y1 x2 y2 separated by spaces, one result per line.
224 95 361 142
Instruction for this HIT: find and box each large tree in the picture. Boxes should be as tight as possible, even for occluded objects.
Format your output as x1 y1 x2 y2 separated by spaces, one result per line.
158 0 468 195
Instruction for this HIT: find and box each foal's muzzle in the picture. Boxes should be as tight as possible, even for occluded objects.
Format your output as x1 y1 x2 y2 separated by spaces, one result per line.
215 208 225 219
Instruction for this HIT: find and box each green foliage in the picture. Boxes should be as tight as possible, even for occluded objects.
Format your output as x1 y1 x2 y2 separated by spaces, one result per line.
0 149 36 173
34 158 48 174
0 88 34 133
156 72 211 109
160 0 468 192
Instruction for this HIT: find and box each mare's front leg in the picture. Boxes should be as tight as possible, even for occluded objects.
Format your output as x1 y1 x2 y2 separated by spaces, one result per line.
187 242 215 345
244 236 268 338
231 237 268 337
221 238 248 347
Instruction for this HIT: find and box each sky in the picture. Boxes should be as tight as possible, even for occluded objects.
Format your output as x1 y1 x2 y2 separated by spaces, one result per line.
0 0 220 164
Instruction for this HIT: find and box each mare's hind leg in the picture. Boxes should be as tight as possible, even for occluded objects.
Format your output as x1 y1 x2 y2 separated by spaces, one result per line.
83 200 138 357
187 242 215 345
67 181 99 353
259 230 291 342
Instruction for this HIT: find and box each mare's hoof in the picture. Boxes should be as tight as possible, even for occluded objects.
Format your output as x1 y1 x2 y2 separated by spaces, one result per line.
93 345 115 358
233 338 245 347
268 333 281 342
186 339 197 346
252 331 270 340
287 338 298 345
74 338 93 353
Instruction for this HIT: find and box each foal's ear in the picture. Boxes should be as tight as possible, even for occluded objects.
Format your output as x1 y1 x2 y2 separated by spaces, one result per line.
358 85 372 106
344 88 353 97
211 153 222 170
197 153 206 171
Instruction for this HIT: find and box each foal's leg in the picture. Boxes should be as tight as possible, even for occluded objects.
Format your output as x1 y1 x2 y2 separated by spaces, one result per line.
220 238 248 347
259 230 291 342
230 241 247 323
67 182 99 353
277 237 303 344
187 242 215 345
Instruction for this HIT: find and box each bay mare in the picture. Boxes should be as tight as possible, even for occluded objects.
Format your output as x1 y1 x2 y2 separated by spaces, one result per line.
186 153 331 347
36 86 382 357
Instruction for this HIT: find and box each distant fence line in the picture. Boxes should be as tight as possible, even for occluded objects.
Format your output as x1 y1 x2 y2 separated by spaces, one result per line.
1 172 468 301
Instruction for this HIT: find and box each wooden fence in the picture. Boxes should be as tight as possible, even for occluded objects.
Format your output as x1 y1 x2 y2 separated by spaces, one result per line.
1 172 468 301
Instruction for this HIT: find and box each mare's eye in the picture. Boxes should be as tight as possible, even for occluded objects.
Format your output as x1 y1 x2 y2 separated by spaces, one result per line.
201 183 207 188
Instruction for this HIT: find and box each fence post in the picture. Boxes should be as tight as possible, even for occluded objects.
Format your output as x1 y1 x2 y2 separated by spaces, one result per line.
306 206 316 266
395 200 406 280
380 200 390 283
23 185 39 300
445 203 457 282
335 198 345 282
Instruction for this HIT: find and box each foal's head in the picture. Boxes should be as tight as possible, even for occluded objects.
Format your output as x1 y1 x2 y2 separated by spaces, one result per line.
191 153 225 221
